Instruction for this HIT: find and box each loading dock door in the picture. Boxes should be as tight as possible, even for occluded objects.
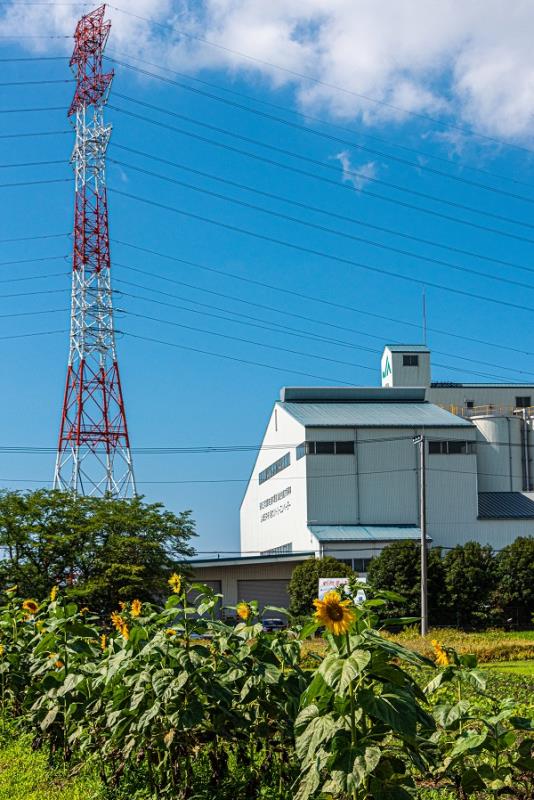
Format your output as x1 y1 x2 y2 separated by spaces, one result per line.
237 579 290 618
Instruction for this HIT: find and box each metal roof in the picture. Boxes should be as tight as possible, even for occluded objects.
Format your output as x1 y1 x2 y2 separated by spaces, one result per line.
281 401 473 428
280 387 425 402
190 552 314 568
478 492 534 519
310 525 421 542
384 344 430 353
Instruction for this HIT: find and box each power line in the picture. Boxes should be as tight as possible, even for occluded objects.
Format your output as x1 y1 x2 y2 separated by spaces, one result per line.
122 307 383 374
0 254 67 266
111 240 534 358
107 3 534 156
0 273 66 285
110 59 534 207
0 130 70 138
116 277 534 381
0 158 66 168
109 187 534 316
120 328 356 386
107 49 534 192
112 155 534 294
110 102 534 246
0 79 73 85
0 177 69 188
111 142 534 277
0 232 68 242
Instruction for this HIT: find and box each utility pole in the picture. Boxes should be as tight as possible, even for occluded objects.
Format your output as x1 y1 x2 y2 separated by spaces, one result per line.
54 5 136 497
413 434 428 636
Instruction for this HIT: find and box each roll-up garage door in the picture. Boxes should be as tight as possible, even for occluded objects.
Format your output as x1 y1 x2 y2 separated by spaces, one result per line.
237 579 290 618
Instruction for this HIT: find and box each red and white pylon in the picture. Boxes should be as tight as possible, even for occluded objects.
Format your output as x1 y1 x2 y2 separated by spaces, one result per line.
54 5 136 497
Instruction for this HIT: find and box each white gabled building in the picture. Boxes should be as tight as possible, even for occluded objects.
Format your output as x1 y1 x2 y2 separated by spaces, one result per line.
192 345 534 610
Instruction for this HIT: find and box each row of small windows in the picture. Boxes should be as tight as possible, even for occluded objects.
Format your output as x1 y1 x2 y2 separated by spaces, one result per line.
258 452 290 484
428 440 474 455
296 440 355 459
338 557 374 573
261 542 292 555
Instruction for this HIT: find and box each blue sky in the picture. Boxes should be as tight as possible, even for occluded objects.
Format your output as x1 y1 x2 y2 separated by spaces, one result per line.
2 1 534 554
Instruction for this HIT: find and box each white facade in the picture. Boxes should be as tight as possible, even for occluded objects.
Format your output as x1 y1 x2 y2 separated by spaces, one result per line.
239 346 534 562
193 344 534 611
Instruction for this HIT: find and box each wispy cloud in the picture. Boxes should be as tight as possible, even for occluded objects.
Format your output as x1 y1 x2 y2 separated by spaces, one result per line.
333 151 377 190
3 1 534 143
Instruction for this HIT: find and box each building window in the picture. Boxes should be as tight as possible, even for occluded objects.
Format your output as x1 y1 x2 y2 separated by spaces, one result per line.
296 440 355 458
403 354 419 367
336 557 373 573
335 440 355 454
316 441 335 454
466 401 474 409
428 440 473 455
516 396 531 408
261 542 292 555
259 452 290 484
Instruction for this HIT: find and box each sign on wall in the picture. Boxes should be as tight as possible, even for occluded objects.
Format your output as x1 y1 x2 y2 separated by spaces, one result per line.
318 577 367 604
318 577 349 599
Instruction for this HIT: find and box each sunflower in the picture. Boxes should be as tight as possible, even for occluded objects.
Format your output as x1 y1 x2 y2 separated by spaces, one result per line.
131 599 142 618
236 602 251 622
168 573 182 595
431 639 450 667
120 623 129 641
22 599 39 615
110 611 124 633
100 634 107 651
55 660 64 669
313 591 356 636
50 586 58 602
80 607 90 615
165 628 177 636
0 643 4 657
119 601 128 611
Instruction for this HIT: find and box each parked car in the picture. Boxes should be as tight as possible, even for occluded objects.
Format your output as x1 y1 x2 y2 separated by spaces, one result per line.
261 617 286 633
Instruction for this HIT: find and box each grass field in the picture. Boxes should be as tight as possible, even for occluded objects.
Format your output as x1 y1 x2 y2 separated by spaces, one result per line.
301 628 534 666
0 733 103 800
483 659 534 676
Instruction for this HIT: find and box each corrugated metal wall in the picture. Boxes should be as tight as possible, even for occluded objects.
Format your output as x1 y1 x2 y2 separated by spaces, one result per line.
236 579 290 617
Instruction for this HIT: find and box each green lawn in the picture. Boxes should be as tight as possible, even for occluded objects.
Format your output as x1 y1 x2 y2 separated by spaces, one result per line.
0 733 103 800
483 659 534 676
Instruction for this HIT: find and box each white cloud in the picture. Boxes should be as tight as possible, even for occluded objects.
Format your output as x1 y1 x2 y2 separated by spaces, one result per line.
4 1 534 143
333 151 377 190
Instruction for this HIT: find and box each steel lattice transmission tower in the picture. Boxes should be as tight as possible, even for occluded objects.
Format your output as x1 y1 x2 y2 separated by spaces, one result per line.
54 5 136 497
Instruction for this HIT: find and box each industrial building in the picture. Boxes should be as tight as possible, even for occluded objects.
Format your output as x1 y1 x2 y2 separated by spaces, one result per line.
192 345 534 610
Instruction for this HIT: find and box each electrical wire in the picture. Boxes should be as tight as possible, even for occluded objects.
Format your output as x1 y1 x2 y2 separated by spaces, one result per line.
111 240 534 358
119 328 356 386
115 277 534 381
111 142 534 277
106 49 534 192
107 3 534 156
112 155 534 293
108 186 534 316
110 102 534 246
110 59 534 207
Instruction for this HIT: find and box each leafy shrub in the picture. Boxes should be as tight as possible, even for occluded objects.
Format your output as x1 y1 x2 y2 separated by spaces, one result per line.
288 556 353 616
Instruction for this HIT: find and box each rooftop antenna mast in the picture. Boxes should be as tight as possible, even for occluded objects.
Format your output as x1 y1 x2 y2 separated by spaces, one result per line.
54 4 136 497
422 288 427 346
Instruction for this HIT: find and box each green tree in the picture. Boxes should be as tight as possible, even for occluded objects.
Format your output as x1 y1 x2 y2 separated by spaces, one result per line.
366 540 445 621
495 536 534 624
443 541 496 628
288 556 353 616
0 489 195 614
